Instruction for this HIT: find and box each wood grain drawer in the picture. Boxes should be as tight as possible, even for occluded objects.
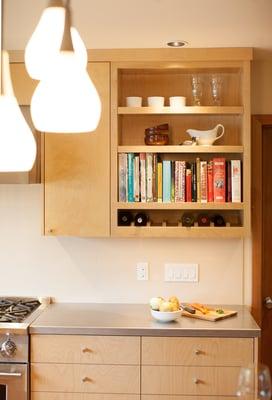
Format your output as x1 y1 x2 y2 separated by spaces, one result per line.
141 366 240 396
31 394 140 400
31 363 140 394
142 337 253 366
31 335 140 364
142 397 239 400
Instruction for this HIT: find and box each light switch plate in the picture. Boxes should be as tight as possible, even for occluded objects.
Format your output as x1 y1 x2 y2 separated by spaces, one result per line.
164 263 199 282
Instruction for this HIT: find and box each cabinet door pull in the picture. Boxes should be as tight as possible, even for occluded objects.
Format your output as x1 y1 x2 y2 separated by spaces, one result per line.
193 377 200 384
82 376 93 383
195 349 201 355
82 347 93 353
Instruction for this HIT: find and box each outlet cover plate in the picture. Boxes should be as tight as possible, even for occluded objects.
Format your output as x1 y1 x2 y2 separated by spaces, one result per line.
136 262 149 281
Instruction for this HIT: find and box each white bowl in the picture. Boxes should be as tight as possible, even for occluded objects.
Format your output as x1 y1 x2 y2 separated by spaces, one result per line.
151 309 181 322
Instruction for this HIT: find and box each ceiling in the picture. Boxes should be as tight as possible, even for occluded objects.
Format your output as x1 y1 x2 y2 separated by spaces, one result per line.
4 0 272 56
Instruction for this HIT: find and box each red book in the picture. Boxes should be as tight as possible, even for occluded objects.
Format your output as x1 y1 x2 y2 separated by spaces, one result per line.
207 161 214 202
186 167 192 202
213 158 226 202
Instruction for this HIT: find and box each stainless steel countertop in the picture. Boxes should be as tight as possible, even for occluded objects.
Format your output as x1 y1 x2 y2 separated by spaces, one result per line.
29 303 260 337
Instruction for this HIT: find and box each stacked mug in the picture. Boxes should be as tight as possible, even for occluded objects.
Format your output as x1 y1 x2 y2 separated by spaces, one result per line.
125 96 186 108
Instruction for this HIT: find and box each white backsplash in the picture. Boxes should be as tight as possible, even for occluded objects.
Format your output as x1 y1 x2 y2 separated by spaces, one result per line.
0 184 250 305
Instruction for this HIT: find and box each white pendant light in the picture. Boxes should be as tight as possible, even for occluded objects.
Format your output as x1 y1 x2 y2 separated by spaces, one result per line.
25 0 87 80
0 51 36 171
30 2 101 133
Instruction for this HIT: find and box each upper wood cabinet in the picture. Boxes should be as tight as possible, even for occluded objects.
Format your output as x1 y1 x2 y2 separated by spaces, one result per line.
10 63 38 105
43 62 110 237
7 48 252 238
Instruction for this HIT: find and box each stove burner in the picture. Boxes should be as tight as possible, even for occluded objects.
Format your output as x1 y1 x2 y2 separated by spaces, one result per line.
0 298 40 323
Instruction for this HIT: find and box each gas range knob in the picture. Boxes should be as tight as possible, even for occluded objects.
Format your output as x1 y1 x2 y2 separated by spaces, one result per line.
1 337 17 357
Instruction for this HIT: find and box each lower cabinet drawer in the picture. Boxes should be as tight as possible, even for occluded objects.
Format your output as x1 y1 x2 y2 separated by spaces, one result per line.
31 394 140 400
31 364 140 394
142 366 240 396
31 335 140 364
142 337 253 366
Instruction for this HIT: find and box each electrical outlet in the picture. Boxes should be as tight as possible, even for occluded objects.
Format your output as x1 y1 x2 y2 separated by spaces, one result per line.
164 263 198 282
136 262 149 281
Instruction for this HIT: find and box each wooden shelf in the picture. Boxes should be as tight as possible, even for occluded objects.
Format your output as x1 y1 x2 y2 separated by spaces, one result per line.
118 145 244 154
118 106 243 115
112 226 245 238
112 55 251 238
115 202 244 210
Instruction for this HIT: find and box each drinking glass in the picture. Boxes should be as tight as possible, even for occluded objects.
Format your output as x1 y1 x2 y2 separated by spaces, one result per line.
237 364 272 399
191 75 203 106
210 74 223 105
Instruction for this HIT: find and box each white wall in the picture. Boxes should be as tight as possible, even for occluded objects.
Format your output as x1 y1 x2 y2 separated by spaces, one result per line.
3 1 272 306
2 60 272 306
0 185 244 304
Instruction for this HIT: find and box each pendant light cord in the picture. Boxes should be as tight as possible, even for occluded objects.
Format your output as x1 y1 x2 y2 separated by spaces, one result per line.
60 0 74 52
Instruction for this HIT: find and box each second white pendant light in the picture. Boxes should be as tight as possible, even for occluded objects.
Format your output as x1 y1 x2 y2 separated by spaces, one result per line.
25 0 87 80
27 0 101 133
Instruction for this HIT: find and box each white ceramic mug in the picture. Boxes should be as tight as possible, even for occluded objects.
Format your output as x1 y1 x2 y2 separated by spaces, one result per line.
169 96 186 108
147 96 165 107
126 96 142 107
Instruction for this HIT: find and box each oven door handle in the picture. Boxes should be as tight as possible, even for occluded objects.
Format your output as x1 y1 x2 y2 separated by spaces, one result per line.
0 372 22 377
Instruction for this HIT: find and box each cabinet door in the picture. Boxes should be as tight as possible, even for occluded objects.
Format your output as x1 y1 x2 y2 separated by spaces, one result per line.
44 62 110 237
10 63 37 105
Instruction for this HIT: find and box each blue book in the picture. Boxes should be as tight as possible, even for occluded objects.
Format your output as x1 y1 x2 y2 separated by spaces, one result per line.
163 160 171 203
127 153 135 202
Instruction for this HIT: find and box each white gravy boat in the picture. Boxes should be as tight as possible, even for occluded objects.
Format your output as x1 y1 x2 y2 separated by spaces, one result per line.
186 124 225 145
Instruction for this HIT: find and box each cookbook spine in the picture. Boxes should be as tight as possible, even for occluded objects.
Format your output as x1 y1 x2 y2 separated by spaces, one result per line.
186 165 192 202
231 159 242 202
146 153 153 202
213 157 226 202
127 153 134 202
162 160 171 203
118 153 127 202
200 161 208 203
207 160 214 202
140 153 146 202
134 155 140 202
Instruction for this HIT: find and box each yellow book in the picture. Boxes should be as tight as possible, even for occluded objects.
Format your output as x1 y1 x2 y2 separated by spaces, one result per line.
157 161 163 202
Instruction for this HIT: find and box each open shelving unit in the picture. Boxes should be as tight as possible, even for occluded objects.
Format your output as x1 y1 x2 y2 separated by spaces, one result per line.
111 52 251 238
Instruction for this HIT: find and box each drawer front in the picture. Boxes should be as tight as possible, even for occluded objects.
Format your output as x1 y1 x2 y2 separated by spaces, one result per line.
31 335 140 364
142 397 239 400
142 366 240 396
142 337 253 366
31 394 140 400
31 363 140 394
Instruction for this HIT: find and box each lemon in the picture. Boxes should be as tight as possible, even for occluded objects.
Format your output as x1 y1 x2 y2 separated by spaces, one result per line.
159 301 175 312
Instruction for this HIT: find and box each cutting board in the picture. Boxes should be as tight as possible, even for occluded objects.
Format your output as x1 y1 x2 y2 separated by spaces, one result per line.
181 308 237 321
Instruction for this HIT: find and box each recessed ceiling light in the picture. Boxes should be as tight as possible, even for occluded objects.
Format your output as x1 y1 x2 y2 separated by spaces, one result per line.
167 40 188 48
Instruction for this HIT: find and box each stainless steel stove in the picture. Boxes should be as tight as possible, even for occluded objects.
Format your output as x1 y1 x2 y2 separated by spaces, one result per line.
0 297 45 400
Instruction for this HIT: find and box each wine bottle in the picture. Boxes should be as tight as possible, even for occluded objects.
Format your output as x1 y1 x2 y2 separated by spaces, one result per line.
181 212 195 227
197 213 210 227
213 214 226 227
134 213 148 226
118 211 133 226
